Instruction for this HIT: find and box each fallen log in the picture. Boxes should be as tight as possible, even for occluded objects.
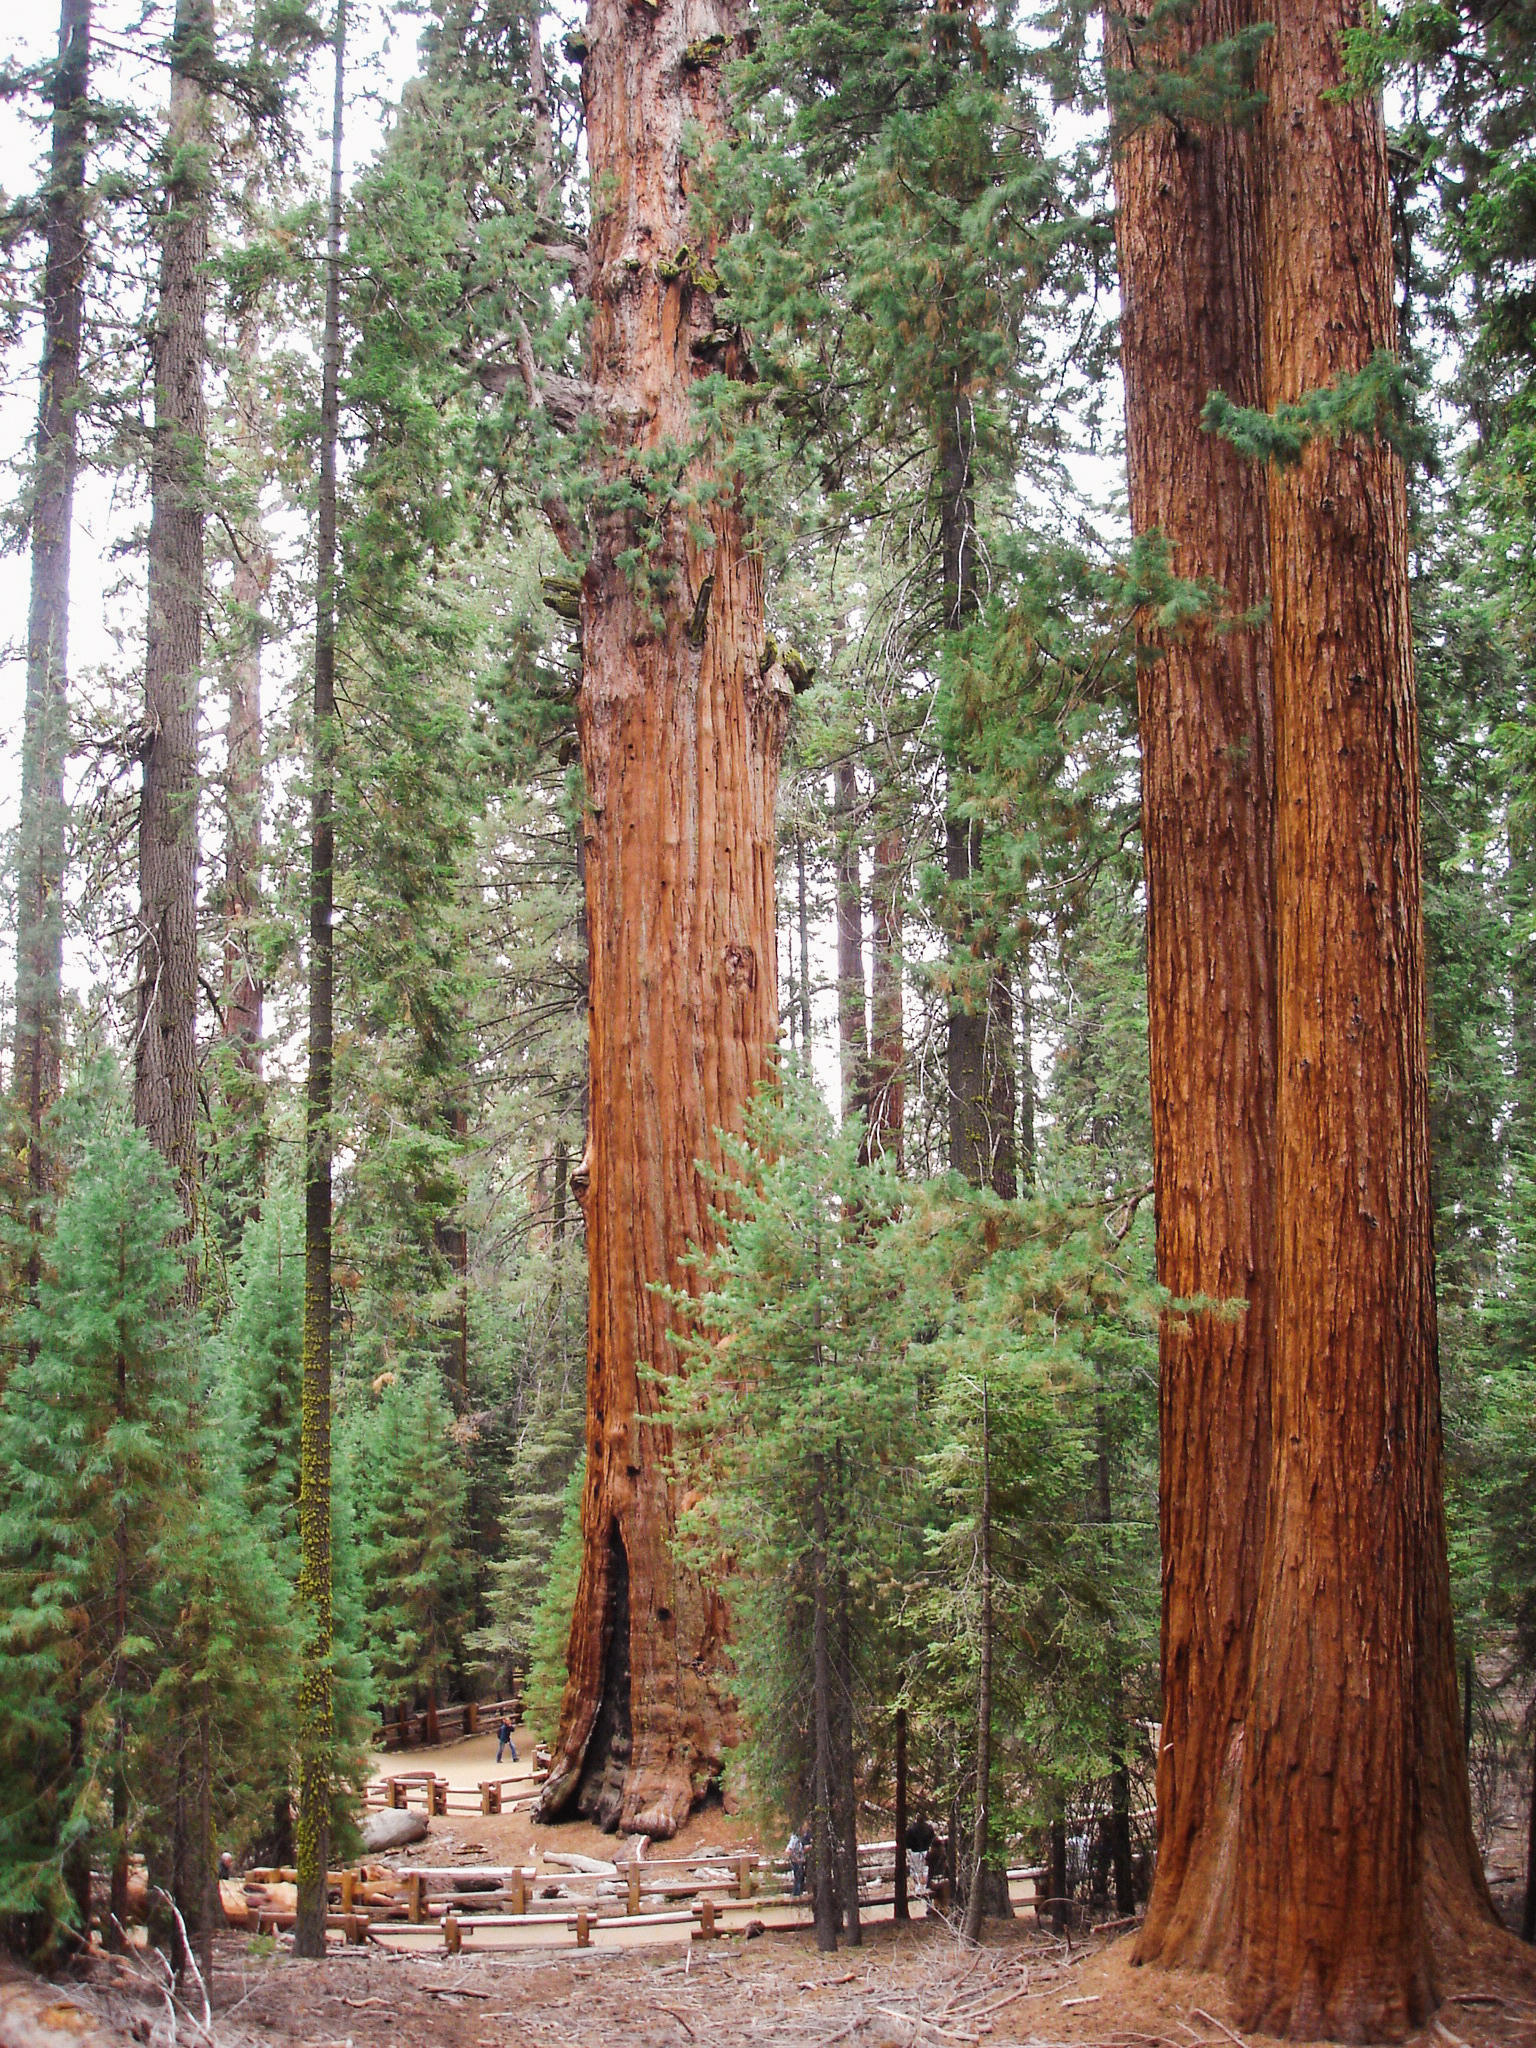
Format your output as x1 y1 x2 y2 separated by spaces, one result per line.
360 1808 430 1852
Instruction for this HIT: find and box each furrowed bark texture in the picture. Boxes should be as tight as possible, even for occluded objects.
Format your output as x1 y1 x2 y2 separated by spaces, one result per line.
535 0 788 1837
135 0 211 1223
16 0 89 1199
1230 1 1495 2030
1107 0 1277 1971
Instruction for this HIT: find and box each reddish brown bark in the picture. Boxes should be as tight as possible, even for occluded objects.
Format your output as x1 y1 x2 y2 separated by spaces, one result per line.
135 0 211 1223
1108 0 1276 1970
1228 0 1497 2030
534 0 788 1836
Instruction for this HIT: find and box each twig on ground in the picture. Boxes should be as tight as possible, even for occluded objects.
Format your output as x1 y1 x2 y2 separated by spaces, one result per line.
655 2006 697 2038
873 2002 981 2043
1191 2008 1247 2048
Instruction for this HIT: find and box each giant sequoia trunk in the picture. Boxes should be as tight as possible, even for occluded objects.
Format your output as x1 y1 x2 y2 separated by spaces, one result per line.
535 0 789 1837
1228 0 1497 2030
1106 0 1277 1970
16 0 89 1204
135 0 211 1221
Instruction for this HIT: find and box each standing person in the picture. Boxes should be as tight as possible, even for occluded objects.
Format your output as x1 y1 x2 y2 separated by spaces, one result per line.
905 1815 936 1898
496 1716 518 1765
787 1824 808 1897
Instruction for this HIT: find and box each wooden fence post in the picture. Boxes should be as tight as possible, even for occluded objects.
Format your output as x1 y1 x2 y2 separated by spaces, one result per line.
431 1777 448 1816
466 1701 480 1734
698 1898 716 1938
444 1913 462 1955
408 1874 425 1925
510 1869 527 1916
627 1864 641 1915
575 1908 590 1948
734 1853 752 1900
388 1778 405 1810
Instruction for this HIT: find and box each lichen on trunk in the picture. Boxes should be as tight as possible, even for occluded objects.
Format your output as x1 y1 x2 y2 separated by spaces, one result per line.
534 0 789 1838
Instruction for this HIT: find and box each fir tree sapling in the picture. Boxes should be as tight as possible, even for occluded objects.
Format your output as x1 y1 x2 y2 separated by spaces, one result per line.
0 1107 191 1946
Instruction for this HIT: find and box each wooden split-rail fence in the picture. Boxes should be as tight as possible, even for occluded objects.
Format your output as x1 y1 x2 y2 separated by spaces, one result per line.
373 1694 521 1752
362 1768 534 1818
234 1840 940 1950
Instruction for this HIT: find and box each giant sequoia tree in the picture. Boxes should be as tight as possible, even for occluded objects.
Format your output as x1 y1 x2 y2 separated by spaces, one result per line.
533 0 790 1835
1106 0 1277 1971
1111 0 1515 2028
1226 0 1496 2028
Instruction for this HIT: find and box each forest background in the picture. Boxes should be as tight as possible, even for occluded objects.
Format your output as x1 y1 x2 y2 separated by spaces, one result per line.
0 0 1530 1986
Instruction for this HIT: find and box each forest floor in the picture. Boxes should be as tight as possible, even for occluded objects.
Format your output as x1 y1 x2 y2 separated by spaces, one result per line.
51 1907 1536 2048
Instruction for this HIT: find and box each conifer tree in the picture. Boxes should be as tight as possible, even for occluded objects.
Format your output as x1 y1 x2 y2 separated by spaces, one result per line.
296 0 346 1955
354 1370 469 1719
15 0 90 1210
136 0 214 1231
1105 0 1276 1966
0 1104 192 1947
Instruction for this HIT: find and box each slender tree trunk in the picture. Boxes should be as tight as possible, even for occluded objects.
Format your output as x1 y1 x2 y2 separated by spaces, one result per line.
937 392 1013 1197
15 0 89 1206
135 0 212 1236
833 1555 861 1944
1095 1390 1135 1915
962 1379 992 1943
1230 0 1498 2029
867 810 904 1168
1017 940 1035 1189
834 761 867 1123
812 1480 838 1952
893 1705 909 1922
797 828 813 1054
1107 0 1277 1971
295 0 345 1959
435 1102 470 1406
222 310 267 1071
1523 1724 1535 1946
109 1333 129 1953
535 0 787 1837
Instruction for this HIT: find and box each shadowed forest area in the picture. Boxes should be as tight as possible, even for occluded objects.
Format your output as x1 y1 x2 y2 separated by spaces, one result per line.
0 0 1534 2040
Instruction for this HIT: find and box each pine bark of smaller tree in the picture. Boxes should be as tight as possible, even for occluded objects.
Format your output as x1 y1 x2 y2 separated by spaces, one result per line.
834 761 868 1123
1228 0 1499 2028
295 0 345 1960
222 310 268 1070
867 810 904 1167
938 398 1014 1197
1107 0 1277 1970
811 1480 838 1952
16 0 89 1204
961 1379 993 1944
135 0 211 1230
535 0 789 1837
